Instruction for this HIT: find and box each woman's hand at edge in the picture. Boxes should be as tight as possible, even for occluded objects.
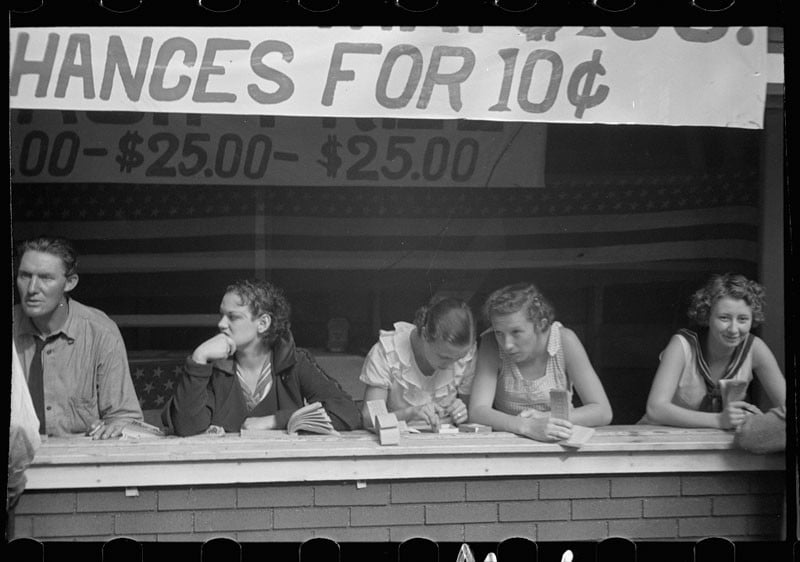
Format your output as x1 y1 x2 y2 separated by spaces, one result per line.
518 414 573 442
720 400 762 430
192 333 236 364
241 415 277 430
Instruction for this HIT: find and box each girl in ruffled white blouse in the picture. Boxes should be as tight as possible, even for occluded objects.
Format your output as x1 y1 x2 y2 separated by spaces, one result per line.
359 297 477 428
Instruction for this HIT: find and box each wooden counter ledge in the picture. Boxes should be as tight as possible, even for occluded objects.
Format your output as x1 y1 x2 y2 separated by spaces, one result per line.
25 425 783 490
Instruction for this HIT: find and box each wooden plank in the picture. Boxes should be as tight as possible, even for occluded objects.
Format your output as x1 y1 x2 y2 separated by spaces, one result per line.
26 425 784 490
25 448 783 490
32 429 746 466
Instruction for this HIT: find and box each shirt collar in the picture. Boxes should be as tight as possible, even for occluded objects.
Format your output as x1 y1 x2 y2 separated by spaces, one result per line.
213 357 237 376
391 322 415 368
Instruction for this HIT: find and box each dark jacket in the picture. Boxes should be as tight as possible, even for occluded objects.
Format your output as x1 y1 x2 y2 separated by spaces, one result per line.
162 332 362 436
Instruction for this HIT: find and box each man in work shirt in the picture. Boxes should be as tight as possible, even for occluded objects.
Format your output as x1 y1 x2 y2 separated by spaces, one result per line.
13 235 142 439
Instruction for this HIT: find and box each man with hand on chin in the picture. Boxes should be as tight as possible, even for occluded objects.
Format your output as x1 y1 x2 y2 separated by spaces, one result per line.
13 236 142 439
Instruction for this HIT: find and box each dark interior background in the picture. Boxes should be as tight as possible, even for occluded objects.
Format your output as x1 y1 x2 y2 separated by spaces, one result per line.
11 117 766 424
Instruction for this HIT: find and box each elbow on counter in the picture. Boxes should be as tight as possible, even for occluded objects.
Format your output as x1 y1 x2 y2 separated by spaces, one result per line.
467 406 497 429
644 401 666 425
597 405 613 427
171 420 205 438
466 405 489 426
162 403 206 437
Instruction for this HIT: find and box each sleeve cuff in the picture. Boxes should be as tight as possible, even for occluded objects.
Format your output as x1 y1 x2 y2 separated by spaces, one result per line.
274 409 292 429
185 356 214 378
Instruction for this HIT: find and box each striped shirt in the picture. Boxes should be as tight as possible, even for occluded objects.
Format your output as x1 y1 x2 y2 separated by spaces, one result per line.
236 356 273 412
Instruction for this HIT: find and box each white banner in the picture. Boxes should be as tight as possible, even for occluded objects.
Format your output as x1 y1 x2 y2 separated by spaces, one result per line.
9 111 546 187
9 26 767 128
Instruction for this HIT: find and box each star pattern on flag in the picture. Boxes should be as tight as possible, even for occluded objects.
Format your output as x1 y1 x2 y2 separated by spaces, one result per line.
128 359 184 410
13 172 758 222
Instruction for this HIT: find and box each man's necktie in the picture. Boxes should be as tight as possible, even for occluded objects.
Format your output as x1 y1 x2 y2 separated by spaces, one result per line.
28 337 47 435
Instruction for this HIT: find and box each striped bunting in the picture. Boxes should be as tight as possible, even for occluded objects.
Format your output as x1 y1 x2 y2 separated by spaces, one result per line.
12 173 759 275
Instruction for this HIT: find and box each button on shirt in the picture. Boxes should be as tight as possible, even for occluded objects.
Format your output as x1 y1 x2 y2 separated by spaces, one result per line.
13 299 143 436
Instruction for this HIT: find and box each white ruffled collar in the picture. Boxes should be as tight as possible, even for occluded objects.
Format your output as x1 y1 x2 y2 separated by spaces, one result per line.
379 321 472 392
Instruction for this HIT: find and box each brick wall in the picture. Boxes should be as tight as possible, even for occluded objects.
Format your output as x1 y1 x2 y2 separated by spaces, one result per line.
11 472 784 542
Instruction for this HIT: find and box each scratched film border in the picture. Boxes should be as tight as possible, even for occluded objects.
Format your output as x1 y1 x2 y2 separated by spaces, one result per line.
6 1 794 562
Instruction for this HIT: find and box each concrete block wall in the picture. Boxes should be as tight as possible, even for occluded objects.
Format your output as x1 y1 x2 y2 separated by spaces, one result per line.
12 472 785 542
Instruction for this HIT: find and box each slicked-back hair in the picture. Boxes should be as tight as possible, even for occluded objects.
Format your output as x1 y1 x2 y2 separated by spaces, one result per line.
16 235 78 278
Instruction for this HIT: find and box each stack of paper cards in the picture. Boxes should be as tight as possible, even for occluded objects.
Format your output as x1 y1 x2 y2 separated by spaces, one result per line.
364 400 389 430
437 423 459 434
406 421 459 434
374 412 400 445
287 402 339 435
120 419 167 439
549 388 570 421
561 425 595 449
458 423 492 434
719 379 748 408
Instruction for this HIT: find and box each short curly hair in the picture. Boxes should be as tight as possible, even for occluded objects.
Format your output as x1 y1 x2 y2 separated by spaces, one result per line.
687 273 766 328
482 282 556 329
225 279 291 345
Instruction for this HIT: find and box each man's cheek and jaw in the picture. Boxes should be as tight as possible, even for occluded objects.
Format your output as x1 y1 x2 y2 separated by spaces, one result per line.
18 277 58 317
